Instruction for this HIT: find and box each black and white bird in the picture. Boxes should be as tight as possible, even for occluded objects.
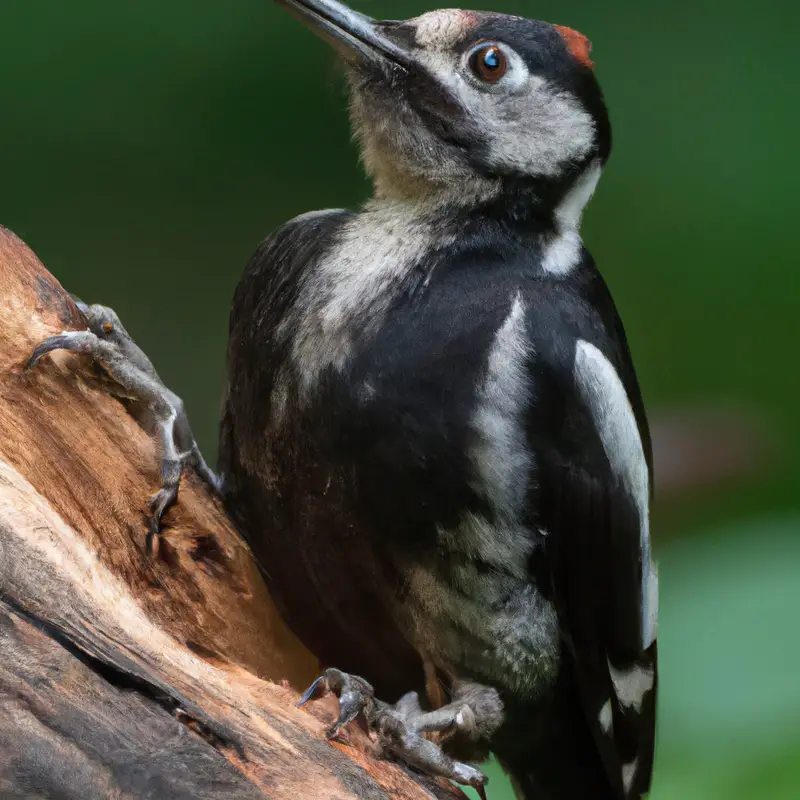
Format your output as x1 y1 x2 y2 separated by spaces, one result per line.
30 2 659 797
220 2 659 798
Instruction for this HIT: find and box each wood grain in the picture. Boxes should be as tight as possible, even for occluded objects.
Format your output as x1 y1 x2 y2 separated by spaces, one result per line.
0 225 465 800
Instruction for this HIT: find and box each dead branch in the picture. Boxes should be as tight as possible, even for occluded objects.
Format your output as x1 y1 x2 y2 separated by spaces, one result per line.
0 226 465 800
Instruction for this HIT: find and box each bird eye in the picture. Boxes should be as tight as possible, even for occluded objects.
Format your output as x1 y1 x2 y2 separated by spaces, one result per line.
469 43 509 83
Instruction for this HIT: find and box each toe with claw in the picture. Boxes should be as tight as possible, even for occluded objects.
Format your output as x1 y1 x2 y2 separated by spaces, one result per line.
297 668 489 798
26 300 220 549
297 668 377 739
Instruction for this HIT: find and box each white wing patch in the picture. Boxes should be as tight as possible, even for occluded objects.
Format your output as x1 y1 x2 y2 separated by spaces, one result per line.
470 294 534 520
405 297 562 697
607 659 656 713
598 699 614 733
622 758 639 793
573 340 656 650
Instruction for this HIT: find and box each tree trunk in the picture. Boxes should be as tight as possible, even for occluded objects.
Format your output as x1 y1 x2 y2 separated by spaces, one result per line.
0 226 465 800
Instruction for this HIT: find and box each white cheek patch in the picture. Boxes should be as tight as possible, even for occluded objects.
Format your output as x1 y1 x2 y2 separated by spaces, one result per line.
480 78 596 178
414 45 596 180
573 340 656 650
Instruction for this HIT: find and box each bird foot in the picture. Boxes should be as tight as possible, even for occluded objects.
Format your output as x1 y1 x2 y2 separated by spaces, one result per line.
26 299 220 552
297 668 488 798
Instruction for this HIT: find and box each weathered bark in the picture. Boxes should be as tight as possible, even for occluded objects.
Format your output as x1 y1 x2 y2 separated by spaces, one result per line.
0 226 465 799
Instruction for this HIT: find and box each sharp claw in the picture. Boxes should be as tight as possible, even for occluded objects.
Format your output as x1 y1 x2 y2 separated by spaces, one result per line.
299 668 488 793
145 484 179 556
150 485 178 515
454 765 488 795
148 490 174 533
26 313 217 556
69 295 90 315
298 670 373 739
145 518 160 557
297 676 327 707
25 334 88 370
146 459 183 538
149 488 173 515
330 692 364 735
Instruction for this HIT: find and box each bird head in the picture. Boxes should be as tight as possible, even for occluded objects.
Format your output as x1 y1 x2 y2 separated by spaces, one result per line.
277 1 610 215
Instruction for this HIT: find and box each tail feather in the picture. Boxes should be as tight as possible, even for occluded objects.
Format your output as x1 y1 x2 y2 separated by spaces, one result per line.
493 669 618 800
502 767 616 800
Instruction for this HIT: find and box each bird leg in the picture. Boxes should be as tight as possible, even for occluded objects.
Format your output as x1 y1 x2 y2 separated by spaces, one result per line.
297 668 496 798
26 300 220 550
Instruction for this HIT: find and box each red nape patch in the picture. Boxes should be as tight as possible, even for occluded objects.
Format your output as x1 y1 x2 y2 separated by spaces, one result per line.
554 25 595 69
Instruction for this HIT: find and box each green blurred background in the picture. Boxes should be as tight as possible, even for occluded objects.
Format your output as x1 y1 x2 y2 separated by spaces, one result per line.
2 1 798 797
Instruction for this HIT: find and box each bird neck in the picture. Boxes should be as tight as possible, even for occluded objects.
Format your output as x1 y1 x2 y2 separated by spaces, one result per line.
368 160 602 239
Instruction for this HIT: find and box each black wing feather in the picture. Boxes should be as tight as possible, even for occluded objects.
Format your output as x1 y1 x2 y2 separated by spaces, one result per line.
531 307 658 798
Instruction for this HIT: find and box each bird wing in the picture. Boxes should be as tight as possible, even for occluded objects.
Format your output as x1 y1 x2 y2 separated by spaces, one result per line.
532 331 658 799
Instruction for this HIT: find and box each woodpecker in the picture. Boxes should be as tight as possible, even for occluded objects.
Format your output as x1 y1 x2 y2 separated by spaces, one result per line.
220 1 659 797
30 2 658 797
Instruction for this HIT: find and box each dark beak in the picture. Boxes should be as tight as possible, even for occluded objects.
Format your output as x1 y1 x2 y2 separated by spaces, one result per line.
275 0 411 68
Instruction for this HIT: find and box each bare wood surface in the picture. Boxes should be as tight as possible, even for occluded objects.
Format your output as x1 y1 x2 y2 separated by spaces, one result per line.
0 226 465 800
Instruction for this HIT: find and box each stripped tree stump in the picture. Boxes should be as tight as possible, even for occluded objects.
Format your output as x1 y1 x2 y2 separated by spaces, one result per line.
0 226 466 800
